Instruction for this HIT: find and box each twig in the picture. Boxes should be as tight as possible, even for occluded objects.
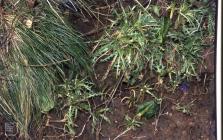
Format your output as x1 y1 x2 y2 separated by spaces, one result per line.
154 93 168 134
43 134 71 138
45 123 68 132
101 55 117 81
81 26 106 37
74 115 91 138
107 72 125 106
154 103 168 134
113 127 131 140
132 136 147 139
94 72 125 139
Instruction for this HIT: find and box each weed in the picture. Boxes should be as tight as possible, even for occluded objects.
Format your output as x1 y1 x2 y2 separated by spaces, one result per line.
90 107 111 133
57 77 107 135
93 1 214 89
175 100 196 115
136 84 161 119
124 115 142 130
121 89 138 108
0 0 215 138
93 6 161 85
121 84 159 108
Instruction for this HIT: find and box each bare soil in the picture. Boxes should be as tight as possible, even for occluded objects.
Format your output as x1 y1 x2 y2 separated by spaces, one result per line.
0 73 217 140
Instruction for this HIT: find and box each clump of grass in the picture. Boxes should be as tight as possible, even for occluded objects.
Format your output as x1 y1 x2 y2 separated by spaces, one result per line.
0 1 91 137
93 6 161 84
93 1 214 88
155 1 215 87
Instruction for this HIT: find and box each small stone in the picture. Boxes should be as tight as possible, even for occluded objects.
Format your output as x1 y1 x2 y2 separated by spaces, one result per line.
24 19 33 28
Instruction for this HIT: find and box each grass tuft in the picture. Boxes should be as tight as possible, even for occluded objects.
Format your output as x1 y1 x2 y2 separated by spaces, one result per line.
0 1 91 137
93 2 214 88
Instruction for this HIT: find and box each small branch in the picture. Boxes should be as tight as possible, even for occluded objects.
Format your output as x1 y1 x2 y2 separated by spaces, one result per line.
82 27 106 37
107 72 125 106
43 134 71 138
74 115 91 138
113 127 132 140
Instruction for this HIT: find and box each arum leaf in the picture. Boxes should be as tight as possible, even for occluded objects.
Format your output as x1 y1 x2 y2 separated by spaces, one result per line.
136 100 159 119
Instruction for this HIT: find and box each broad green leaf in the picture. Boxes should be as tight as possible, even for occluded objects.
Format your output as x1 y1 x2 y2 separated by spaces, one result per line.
136 100 159 119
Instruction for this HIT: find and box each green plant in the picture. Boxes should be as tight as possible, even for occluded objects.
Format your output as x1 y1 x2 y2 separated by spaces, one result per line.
161 1 214 88
90 107 111 133
175 100 196 115
136 100 159 119
0 1 91 137
93 1 214 89
124 115 142 130
136 84 161 119
57 77 106 135
93 6 161 85
121 85 155 108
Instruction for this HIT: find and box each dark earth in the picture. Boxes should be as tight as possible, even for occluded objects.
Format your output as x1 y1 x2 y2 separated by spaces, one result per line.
0 0 216 140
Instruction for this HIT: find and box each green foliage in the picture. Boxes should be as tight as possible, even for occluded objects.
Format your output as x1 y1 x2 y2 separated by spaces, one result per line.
121 85 157 108
135 84 163 119
124 115 142 130
93 6 161 85
57 77 106 135
93 2 214 88
0 0 216 137
0 1 91 137
91 107 111 133
136 100 159 119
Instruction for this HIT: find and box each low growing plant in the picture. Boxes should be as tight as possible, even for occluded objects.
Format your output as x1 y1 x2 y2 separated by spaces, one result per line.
57 77 108 135
93 6 161 85
93 1 214 88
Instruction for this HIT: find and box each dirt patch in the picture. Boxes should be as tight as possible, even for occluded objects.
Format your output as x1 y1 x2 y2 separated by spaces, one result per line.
22 73 215 140
94 75 216 140
0 74 216 140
